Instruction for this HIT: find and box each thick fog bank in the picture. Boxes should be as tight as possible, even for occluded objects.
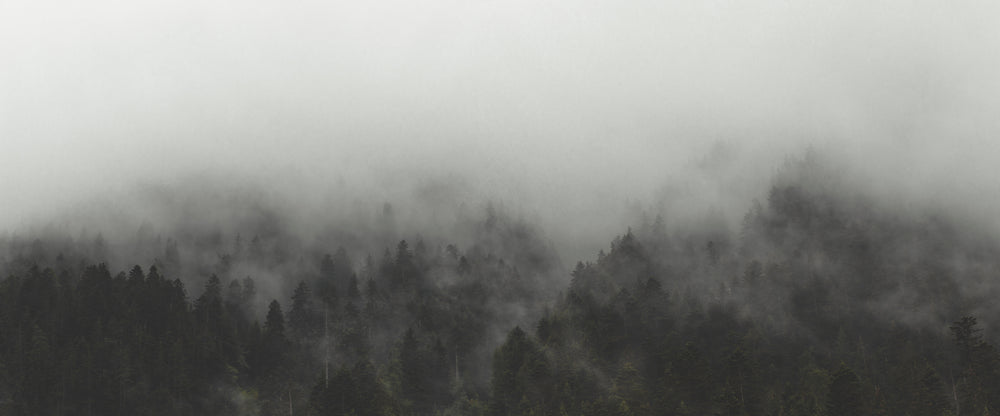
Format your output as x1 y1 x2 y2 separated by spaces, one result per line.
4 0 1000 265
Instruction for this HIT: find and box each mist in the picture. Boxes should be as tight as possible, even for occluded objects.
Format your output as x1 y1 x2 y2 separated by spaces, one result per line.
4 1 1000 415
4 0 1000 263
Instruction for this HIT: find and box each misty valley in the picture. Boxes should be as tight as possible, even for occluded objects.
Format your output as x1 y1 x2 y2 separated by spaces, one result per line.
2 154 999 416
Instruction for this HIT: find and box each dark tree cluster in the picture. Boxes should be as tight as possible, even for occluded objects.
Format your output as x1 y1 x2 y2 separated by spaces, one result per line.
3 155 1000 415
0 205 554 415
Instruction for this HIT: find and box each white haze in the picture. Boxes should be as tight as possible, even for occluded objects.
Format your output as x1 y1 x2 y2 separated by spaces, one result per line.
2 0 1000 262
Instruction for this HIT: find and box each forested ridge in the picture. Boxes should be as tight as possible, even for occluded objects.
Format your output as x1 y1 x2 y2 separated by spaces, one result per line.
2 156 1000 415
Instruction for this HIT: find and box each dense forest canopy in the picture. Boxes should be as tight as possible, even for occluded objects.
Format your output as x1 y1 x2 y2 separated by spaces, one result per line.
2 153 1000 415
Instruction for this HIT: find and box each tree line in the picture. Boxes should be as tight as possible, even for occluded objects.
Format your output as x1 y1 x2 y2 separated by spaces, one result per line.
2 156 1000 415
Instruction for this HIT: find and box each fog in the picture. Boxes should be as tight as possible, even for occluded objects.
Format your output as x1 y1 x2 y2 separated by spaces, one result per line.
3 0 1000 262
7 3 1000 414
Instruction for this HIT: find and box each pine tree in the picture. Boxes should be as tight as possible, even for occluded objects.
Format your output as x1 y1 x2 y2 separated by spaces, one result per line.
259 300 287 375
400 328 429 414
827 365 864 416
265 300 285 339
289 280 315 339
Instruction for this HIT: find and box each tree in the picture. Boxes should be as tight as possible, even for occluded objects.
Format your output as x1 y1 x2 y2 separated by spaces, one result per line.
951 316 984 369
241 276 256 305
226 279 242 307
912 362 948 416
165 238 180 266
311 360 393 416
672 342 712 412
400 328 429 414
827 365 864 416
289 281 315 339
193 274 238 380
429 338 451 411
21 324 55 415
265 300 286 340
950 316 1000 415
261 299 287 374
457 256 471 276
127 265 145 285
194 274 223 326
347 274 362 300
318 254 340 307
489 326 550 416
395 240 416 289
612 362 650 416
722 345 761 416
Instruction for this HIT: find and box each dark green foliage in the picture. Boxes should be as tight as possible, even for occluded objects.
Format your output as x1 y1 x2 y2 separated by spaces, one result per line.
5 157 1000 415
289 280 316 339
399 328 428 414
394 329 456 415
489 326 550 416
310 361 393 416
265 299 285 338
950 316 1000 414
952 316 984 369
827 365 864 416
912 363 948 416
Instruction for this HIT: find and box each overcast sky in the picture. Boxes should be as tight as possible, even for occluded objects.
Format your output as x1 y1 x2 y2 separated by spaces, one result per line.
2 0 1000 257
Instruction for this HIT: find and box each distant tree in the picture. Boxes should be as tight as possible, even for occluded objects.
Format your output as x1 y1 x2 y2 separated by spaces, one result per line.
265 299 285 340
258 299 288 376
194 274 223 326
950 316 1000 415
457 256 471 276
233 233 244 258
827 365 864 416
318 253 340 306
21 324 55 415
395 240 416 288
399 328 429 414
311 360 393 416
911 362 948 416
379 248 395 282
249 235 263 259
165 238 180 266
786 355 831 416
226 279 242 306
347 274 362 300
722 345 762 416
429 338 452 411
951 316 984 369
489 326 549 416
289 280 315 339
612 361 650 416
241 276 256 304
93 233 108 262
446 244 460 261
127 265 145 285
414 238 428 270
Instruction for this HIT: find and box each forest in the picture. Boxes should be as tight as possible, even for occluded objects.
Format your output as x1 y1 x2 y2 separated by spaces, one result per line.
2 154 1000 416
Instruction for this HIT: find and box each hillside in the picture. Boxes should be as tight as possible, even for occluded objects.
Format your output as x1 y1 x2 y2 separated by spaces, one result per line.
1 156 999 415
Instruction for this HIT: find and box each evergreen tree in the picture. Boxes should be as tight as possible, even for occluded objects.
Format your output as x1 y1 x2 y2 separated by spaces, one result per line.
289 280 315 339
827 365 864 416
489 326 549 416
265 300 286 339
259 299 287 376
400 328 429 414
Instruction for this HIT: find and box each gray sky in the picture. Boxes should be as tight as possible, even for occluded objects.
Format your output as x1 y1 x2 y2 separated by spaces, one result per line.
3 0 1000 259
